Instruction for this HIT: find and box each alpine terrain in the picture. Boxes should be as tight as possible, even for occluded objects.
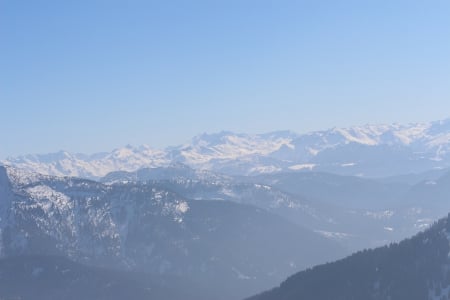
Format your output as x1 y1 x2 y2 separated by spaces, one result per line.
4 118 450 179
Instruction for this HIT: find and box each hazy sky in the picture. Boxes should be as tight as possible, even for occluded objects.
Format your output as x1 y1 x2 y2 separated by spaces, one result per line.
1 0 450 158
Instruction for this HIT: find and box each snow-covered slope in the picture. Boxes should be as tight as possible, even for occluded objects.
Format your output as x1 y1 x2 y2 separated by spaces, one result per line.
4 118 450 178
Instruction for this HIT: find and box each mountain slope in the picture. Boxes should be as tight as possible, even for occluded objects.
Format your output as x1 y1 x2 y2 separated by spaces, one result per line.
247 214 450 300
0 166 343 300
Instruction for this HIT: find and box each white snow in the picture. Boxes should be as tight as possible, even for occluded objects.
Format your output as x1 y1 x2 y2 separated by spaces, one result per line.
314 230 352 240
175 201 189 214
414 219 433 230
333 128 379 146
288 164 316 171
26 185 73 212
365 210 395 220
3 145 169 179
341 162 356 167
248 165 282 174
231 266 254 280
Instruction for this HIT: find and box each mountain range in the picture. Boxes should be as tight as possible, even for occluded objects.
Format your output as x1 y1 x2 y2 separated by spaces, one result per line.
3 118 450 299
4 118 450 179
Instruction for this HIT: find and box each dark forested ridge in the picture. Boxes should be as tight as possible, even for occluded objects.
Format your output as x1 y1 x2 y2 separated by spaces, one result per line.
247 214 450 300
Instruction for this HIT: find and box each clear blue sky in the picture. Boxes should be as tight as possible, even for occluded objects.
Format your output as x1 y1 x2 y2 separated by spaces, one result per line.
1 0 450 158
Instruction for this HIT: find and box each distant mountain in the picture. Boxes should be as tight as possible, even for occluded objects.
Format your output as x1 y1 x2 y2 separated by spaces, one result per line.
392 170 450 232
246 172 409 210
2 145 169 179
101 162 231 184
98 163 450 255
247 213 450 300
101 164 450 252
0 166 343 300
4 118 450 178
249 169 450 251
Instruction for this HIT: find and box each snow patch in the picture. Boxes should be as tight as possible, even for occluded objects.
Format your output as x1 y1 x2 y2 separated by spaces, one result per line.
288 164 315 171
314 230 352 240
231 266 254 280
341 162 356 167
365 210 395 220
26 185 73 212
175 201 189 214
248 165 282 174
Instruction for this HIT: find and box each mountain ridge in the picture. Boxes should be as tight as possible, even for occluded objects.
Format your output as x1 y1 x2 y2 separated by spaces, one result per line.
3 118 450 179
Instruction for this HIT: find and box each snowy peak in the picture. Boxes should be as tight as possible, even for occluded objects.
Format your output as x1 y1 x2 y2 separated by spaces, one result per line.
3 118 450 178
313 122 429 147
3 145 170 179
172 131 295 167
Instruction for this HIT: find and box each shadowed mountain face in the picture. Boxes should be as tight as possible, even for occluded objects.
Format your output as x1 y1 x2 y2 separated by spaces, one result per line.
0 166 343 300
247 214 450 300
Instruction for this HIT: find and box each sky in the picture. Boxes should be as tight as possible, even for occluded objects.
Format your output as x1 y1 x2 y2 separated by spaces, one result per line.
1 0 450 159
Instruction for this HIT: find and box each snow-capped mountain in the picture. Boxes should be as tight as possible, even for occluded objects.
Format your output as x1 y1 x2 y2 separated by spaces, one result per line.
3 145 169 179
4 118 450 178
